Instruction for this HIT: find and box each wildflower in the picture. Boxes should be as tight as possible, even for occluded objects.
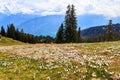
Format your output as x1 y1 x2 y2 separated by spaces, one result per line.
46 76 50 80
102 75 106 78
82 75 86 79
109 72 114 75
110 75 114 80
92 72 97 77
83 55 87 59
2 62 7 67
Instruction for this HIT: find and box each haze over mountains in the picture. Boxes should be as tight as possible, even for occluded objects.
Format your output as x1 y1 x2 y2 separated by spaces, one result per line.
0 13 120 37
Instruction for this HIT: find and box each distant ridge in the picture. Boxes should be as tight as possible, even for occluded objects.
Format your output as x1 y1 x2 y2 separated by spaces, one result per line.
81 23 120 38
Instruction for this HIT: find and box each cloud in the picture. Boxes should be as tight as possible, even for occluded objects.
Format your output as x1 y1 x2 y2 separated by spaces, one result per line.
0 0 120 18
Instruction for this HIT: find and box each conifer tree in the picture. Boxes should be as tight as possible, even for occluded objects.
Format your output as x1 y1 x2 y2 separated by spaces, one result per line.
15 28 20 40
105 20 114 41
7 24 16 39
7 26 10 37
77 27 82 43
64 4 78 43
1 26 6 36
56 23 64 43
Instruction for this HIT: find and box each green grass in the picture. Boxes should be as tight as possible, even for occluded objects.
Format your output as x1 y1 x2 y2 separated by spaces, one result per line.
0 52 73 80
0 37 25 46
0 41 120 79
0 52 113 80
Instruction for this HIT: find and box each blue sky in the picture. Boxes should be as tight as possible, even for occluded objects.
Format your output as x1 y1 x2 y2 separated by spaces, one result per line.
0 0 120 19
0 0 120 36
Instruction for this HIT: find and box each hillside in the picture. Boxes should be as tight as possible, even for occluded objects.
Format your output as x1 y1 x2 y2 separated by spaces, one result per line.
0 37 25 46
81 23 120 37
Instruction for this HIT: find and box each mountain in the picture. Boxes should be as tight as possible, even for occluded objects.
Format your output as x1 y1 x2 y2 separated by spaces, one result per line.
17 14 109 36
0 13 38 28
81 23 120 38
0 13 120 37
17 15 64 36
0 14 64 36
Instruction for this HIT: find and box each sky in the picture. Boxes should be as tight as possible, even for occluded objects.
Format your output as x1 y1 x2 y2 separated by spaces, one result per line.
0 0 120 19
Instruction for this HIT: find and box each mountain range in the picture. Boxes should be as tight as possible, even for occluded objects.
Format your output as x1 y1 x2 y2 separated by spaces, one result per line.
0 13 120 37
81 23 120 38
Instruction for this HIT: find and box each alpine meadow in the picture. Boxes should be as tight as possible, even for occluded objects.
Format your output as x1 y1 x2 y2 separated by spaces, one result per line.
0 1 120 80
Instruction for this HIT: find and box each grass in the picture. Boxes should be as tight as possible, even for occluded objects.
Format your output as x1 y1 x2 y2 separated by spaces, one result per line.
0 41 120 79
0 37 25 46
0 52 73 80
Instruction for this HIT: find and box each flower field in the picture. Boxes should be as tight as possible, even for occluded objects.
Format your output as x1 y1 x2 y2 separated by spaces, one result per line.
0 41 120 80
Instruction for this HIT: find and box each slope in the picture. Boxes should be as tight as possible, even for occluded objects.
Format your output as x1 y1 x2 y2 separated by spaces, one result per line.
0 37 25 46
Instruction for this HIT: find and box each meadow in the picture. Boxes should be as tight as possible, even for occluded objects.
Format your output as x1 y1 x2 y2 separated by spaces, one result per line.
0 39 120 80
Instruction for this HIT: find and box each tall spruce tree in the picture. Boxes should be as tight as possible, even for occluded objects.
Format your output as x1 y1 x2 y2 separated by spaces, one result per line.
1 26 6 36
64 4 78 43
7 24 16 39
7 26 10 37
77 27 82 43
105 20 114 41
56 23 64 43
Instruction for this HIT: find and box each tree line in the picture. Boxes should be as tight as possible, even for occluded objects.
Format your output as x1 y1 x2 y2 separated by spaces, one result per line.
0 24 54 43
56 5 119 43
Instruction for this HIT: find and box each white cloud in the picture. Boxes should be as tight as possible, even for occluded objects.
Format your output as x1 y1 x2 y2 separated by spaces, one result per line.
0 0 120 18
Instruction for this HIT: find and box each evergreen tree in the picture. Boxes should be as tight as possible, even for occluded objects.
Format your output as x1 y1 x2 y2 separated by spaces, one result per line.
64 4 78 43
56 23 64 43
19 29 24 42
7 24 16 39
77 27 82 43
15 28 20 40
7 26 10 37
1 26 6 36
105 20 114 41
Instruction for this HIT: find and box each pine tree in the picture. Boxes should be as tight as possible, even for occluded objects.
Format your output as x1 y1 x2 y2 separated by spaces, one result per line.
7 26 10 37
64 4 78 43
1 26 6 36
15 28 20 40
105 20 114 41
7 24 16 39
56 23 64 43
77 27 82 43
